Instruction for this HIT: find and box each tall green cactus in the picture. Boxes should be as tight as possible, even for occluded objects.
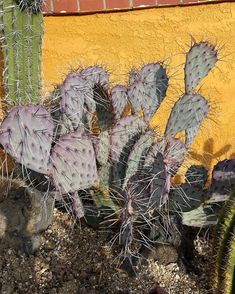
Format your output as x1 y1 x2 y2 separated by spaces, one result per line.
0 0 43 105
214 190 235 294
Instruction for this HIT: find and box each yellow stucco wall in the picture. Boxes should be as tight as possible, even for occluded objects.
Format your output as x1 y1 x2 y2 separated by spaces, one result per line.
42 3 235 175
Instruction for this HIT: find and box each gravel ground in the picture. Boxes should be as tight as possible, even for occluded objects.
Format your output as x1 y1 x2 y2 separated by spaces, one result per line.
0 209 214 294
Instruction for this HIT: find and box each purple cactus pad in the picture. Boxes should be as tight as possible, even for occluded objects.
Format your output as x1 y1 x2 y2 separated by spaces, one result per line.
49 130 98 194
0 105 54 174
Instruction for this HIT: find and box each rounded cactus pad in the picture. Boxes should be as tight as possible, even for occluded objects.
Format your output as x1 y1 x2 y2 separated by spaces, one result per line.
0 104 54 174
146 152 168 208
165 94 209 142
212 159 235 182
80 66 109 90
49 130 98 194
123 131 156 189
128 63 168 121
185 41 218 94
110 115 147 187
185 165 208 187
60 71 95 129
110 85 129 120
209 159 235 201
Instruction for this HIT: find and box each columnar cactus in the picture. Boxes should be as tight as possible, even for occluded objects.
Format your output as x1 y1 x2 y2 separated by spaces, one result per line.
0 0 43 105
213 190 235 294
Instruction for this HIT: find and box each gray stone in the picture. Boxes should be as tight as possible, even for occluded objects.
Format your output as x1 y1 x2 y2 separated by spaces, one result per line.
0 178 54 254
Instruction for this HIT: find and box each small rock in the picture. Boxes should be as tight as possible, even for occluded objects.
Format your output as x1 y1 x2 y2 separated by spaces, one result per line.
151 245 178 265
1 284 14 294
89 275 97 286
49 288 57 294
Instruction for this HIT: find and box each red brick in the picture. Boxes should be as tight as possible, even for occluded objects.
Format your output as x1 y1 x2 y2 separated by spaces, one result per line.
41 0 52 14
53 0 78 13
106 0 131 9
158 0 180 5
182 0 199 3
134 0 156 6
79 0 104 11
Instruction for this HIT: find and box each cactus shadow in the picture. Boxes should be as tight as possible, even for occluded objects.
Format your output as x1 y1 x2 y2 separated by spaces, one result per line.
189 138 233 172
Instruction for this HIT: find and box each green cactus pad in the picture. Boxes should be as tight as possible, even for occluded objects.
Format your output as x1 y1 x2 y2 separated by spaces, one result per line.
94 130 110 166
185 41 218 94
170 184 204 213
111 116 148 162
93 84 114 131
150 153 168 208
123 131 156 189
111 115 147 187
98 163 111 189
143 148 167 208
185 165 208 188
182 204 218 227
165 94 209 144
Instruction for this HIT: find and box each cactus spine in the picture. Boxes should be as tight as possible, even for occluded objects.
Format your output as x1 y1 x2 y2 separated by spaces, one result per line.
0 0 43 105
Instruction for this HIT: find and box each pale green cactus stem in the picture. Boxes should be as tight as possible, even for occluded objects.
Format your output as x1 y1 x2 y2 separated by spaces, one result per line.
0 0 43 105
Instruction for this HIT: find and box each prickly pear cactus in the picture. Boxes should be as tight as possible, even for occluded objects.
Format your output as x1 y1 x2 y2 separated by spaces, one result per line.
0 38 222 269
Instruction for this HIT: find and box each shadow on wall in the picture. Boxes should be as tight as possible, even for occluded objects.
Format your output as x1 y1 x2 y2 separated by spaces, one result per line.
189 138 234 172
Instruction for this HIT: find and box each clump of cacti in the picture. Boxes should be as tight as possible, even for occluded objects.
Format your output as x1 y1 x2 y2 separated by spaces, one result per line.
213 190 235 294
0 0 43 105
0 38 221 265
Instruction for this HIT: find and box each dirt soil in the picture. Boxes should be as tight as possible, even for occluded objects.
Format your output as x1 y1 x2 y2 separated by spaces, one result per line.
0 208 214 294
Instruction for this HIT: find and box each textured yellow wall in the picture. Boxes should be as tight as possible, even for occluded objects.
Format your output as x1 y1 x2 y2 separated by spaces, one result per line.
42 3 235 174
